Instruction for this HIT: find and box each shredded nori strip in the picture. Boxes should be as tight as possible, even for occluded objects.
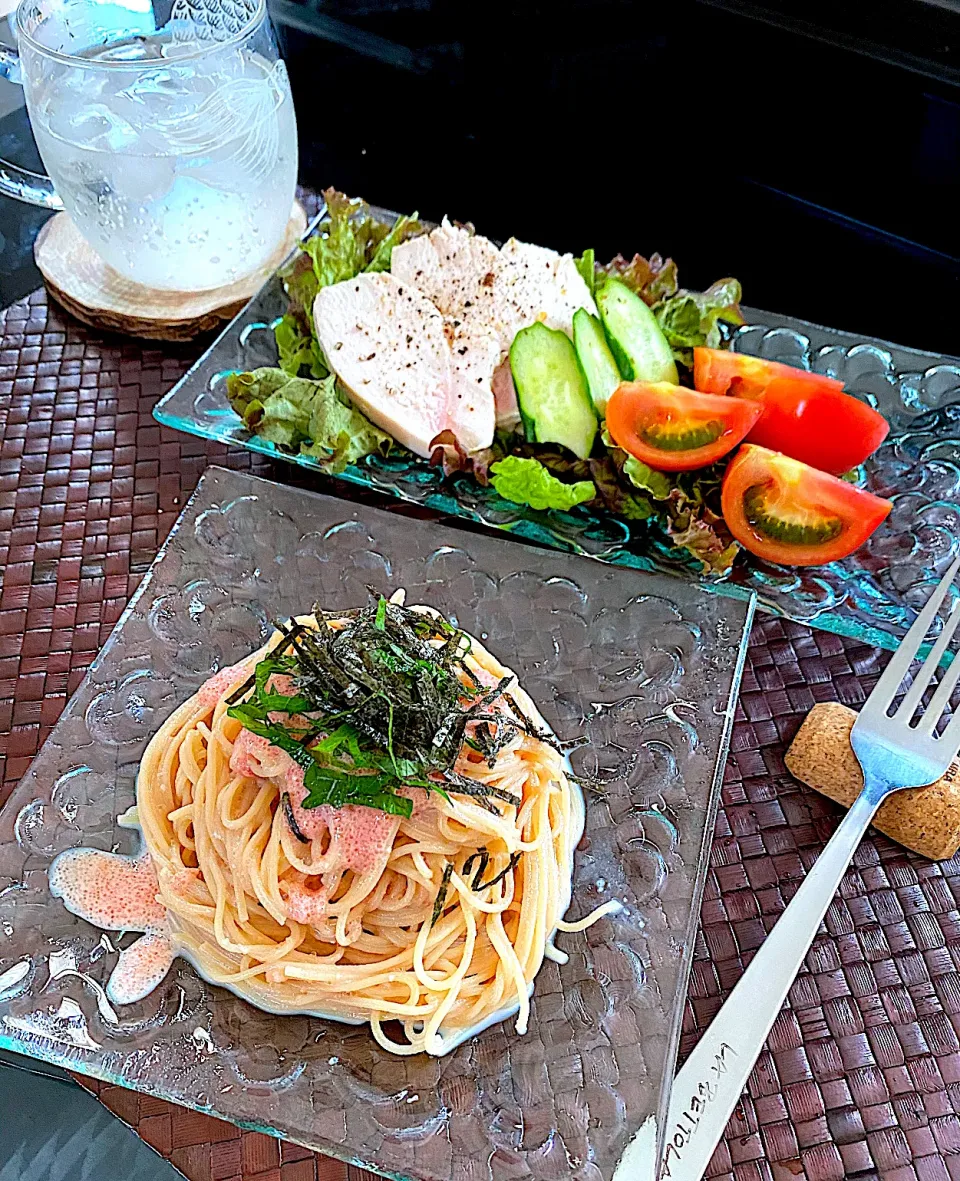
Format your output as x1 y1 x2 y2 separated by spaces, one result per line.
442 768 518 806
281 792 310 843
474 851 522 893
430 862 454 928
224 621 307 706
314 607 362 622
462 848 489 890
558 734 590 753
469 717 520 767
224 668 258 707
504 692 562 753
226 597 542 819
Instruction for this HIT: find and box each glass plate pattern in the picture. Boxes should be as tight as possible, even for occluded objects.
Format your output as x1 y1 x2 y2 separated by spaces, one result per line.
0 467 753 1181
153 219 960 655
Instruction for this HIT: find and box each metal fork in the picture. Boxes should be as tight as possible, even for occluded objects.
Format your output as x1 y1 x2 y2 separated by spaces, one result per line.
658 557 960 1181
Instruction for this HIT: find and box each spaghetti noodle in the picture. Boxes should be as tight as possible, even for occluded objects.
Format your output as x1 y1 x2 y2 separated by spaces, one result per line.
129 595 613 1055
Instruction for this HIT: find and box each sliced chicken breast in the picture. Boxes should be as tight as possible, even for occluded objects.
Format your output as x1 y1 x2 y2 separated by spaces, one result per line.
447 332 499 452
392 222 597 429
495 238 597 346
391 221 500 317
313 272 494 457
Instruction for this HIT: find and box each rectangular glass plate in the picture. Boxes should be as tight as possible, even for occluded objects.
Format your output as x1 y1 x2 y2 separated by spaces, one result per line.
0 467 753 1181
153 209 960 655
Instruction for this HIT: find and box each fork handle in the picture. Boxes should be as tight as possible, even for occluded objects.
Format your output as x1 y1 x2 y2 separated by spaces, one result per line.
657 785 883 1181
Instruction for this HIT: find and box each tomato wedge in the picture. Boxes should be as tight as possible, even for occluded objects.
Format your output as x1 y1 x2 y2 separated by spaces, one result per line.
605 381 762 472
744 378 889 475
693 348 889 474
721 445 892 566
693 347 844 399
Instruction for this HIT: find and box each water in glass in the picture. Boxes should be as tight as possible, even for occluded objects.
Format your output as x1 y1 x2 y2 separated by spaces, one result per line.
20 0 298 291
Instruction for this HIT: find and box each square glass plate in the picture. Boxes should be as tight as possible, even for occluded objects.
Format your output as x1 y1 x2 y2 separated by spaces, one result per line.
153 210 960 656
0 467 753 1181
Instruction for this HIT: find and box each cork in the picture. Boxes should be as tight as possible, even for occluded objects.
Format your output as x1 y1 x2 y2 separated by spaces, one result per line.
785 701 960 860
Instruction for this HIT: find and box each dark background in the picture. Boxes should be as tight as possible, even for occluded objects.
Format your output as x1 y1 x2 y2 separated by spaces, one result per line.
2 0 959 355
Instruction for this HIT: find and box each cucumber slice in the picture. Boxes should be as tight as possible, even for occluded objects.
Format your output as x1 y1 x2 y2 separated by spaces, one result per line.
596 277 678 385
573 307 621 416
510 322 597 460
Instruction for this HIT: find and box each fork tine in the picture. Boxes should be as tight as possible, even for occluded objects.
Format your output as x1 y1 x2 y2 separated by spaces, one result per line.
895 597 960 724
936 691 960 757
921 639 960 737
860 557 960 721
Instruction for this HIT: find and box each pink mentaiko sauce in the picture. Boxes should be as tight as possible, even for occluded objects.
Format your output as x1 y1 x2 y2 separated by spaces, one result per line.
229 723 401 878
230 726 295 779
277 769 400 929
285 764 400 873
196 656 254 711
48 847 175 1005
108 931 176 1006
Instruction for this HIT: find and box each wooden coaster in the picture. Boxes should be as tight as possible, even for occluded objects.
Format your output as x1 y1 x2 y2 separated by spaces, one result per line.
35 200 308 342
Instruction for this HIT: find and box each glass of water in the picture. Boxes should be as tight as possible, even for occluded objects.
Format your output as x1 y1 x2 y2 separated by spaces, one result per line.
0 0 298 292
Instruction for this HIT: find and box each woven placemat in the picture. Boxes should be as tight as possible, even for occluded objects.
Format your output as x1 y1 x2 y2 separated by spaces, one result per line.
2 288 959 1181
